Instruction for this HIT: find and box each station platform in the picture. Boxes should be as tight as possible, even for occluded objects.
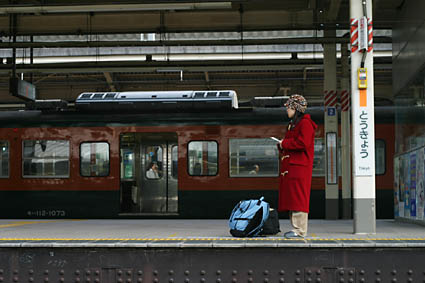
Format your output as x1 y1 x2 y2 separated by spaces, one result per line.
1 219 425 283
0 219 424 247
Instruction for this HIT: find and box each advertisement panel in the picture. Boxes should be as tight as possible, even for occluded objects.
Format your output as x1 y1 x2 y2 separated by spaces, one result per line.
410 152 417 218
403 155 410 218
417 148 425 220
394 156 400 217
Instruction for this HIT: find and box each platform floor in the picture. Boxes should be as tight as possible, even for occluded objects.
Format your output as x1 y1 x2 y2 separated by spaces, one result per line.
0 219 424 247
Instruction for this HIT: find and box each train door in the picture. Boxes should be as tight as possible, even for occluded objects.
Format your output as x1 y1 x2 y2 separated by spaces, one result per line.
120 133 178 214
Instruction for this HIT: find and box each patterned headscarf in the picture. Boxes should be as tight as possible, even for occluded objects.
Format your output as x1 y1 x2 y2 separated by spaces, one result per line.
284 94 307 113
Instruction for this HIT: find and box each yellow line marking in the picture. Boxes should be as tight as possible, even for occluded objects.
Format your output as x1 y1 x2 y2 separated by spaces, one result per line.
0 220 78 229
310 233 317 237
168 233 177 237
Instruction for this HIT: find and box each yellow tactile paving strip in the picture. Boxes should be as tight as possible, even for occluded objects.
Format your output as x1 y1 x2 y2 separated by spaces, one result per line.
0 220 70 228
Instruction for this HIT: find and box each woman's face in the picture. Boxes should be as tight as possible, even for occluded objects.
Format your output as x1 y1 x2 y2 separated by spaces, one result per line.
286 107 296 118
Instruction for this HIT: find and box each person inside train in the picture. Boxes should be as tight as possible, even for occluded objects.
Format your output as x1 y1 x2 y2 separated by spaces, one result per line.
277 94 317 239
193 162 202 175
146 162 160 179
249 164 260 175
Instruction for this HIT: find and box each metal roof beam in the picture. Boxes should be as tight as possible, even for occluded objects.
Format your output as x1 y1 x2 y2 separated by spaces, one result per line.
0 10 315 36
0 36 392 49
0 2 233 14
325 0 342 21
103 72 116 92
0 58 392 74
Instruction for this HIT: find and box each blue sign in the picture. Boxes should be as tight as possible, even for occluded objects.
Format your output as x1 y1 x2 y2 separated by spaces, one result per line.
327 107 336 116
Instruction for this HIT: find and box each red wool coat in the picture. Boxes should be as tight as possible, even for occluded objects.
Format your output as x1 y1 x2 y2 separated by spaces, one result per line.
278 114 317 213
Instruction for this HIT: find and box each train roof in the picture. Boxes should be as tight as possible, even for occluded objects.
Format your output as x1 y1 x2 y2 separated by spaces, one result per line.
74 90 239 112
0 106 403 128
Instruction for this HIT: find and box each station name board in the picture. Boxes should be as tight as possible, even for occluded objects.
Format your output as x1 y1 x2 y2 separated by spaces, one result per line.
10 78 36 101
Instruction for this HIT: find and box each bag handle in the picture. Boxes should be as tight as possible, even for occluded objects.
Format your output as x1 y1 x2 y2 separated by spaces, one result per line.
257 196 264 205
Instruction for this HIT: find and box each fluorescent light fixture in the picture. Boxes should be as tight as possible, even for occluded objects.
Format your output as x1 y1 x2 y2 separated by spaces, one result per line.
14 53 293 64
12 51 390 64
156 69 183 73
297 51 392 59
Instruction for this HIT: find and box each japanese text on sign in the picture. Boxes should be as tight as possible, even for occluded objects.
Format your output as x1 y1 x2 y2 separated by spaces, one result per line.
354 106 374 176
359 110 369 159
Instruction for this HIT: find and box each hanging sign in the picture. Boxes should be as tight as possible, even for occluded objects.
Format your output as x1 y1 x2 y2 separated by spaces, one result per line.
9 78 36 101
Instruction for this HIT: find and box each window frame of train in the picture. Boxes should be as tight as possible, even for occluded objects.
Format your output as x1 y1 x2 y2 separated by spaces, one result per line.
313 138 386 177
22 140 70 178
187 141 218 176
80 141 110 177
0 140 9 178
229 138 279 177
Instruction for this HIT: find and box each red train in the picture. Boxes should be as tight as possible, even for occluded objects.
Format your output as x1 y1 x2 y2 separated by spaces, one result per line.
0 91 395 219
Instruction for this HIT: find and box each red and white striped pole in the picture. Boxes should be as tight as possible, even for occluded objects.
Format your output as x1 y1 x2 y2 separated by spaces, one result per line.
324 90 338 109
350 18 359 53
367 18 373 53
340 90 350 112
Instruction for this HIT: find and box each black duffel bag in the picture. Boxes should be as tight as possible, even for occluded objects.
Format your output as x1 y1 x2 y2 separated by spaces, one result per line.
260 208 281 235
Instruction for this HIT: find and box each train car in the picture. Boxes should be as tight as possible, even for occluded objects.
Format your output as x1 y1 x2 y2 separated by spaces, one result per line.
0 90 395 219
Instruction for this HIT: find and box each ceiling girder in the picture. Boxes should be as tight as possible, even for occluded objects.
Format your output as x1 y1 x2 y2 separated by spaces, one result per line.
0 58 391 74
0 10 315 36
103 72 116 92
325 0 342 21
0 36 391 49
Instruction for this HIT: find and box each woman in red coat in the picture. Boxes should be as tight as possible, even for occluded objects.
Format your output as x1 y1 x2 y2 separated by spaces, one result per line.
278 94 317 238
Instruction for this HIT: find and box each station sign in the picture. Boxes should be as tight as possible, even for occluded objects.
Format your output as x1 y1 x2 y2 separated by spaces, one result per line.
353 89 374 176
327 107 336 116
9 78 36 101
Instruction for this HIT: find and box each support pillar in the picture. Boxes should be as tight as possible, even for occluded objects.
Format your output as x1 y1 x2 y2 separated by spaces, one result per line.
323 29 339 220
350 0 376 234
341 43 352 219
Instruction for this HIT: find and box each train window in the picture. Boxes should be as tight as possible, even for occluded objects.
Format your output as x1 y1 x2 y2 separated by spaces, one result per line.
79 93 92 99
171 145 178 179
188 141 218 176
80 142 110 177
121 148 135 179
312 139 326 177
194 92 204 98
206 92 217 98
92 93 104 99
104 93 116 99
0 141 9 178
375 139 386 175
145 146 163 180
23 140 70 178
229 138 279 177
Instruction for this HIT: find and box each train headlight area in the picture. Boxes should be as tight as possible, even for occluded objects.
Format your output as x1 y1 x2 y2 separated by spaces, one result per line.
0 220 424 283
